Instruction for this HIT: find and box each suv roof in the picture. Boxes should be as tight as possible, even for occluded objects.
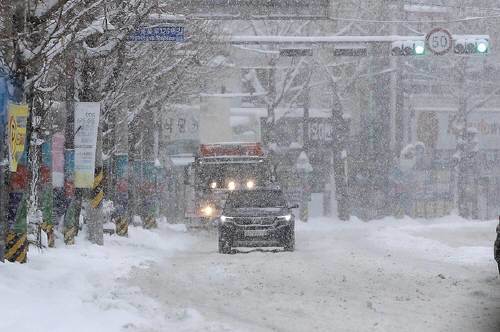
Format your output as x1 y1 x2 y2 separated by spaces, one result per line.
226 189 287 209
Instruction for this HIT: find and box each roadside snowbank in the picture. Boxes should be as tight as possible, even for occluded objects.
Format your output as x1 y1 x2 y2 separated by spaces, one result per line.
298 215 497 266
0 223 193 332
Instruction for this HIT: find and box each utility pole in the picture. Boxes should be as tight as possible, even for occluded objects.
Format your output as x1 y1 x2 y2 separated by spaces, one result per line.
456 56 472 219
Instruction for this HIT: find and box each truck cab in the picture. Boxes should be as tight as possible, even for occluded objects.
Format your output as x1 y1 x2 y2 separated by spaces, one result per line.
184 143 274 226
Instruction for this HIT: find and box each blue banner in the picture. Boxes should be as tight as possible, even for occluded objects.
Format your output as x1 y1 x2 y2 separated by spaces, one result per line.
0 75 7 145
128 26 185 42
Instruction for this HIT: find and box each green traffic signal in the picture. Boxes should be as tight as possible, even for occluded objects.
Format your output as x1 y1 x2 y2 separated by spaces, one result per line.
454 38 490 55
391 40 426 56
476 39 488 53
414 41 425 55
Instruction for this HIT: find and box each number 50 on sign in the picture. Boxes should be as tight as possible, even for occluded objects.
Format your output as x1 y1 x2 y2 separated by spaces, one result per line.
426 28 453 55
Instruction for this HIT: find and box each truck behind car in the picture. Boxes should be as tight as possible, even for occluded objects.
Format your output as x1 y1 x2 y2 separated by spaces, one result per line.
183 142 275 227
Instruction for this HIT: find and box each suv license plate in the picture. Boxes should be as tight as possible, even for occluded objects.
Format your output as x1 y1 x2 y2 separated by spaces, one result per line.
245 230 268 237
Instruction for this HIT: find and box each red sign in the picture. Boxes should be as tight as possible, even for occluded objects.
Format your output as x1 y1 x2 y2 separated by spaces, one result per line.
199 143 264 157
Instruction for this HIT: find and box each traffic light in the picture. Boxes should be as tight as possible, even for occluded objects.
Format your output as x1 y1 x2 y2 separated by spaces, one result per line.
391 40 426 56
454 38 489 55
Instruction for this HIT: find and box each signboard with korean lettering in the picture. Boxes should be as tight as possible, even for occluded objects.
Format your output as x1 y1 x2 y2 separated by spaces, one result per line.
128 26 185 42
414 110 500 150
74 102 100 188
164 105 199 142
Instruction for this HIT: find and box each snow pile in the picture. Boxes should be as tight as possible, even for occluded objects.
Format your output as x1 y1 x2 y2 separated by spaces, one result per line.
0 223 194 332
368 215 497 266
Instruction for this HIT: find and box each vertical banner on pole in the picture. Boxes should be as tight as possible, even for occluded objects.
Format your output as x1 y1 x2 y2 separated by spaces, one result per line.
6 184 28 264
7 103 29 172
0 76 7 262
74 102 100 189
51 132 65 229
6 103 29 262
0 77 6 144
52 132 65 188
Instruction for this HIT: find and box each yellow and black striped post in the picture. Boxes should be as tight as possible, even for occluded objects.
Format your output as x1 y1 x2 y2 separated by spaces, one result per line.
41 223 55 248
92 168 105 210
115 217 128 237
5 232 28 263
64 224 77 245
143 216 157 230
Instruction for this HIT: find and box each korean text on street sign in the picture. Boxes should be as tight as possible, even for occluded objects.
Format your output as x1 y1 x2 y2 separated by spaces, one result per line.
7 103 29 172
425 28 452 55
74 102 100 189
128 26 185 42
279 48 313 57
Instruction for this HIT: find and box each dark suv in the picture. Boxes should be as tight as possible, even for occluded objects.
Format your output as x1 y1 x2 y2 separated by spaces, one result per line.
218 189 297 254
495 217 500 274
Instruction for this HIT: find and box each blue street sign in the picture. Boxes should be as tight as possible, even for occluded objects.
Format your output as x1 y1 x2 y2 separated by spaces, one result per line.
128 26 185 42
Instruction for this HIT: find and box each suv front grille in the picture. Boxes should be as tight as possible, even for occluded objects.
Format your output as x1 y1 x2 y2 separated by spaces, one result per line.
233 217 276 226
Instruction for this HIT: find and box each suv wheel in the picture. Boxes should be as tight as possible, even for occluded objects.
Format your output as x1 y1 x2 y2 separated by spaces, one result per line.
218 228 232 254
283 223 295 252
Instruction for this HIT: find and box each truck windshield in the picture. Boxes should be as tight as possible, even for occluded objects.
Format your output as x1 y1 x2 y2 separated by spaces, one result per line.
226 190 286 208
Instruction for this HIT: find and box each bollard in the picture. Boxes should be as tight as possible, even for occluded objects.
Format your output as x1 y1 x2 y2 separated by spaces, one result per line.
91 168 104 210
5 232 28 263
41 222 55 248
63 201 78 245
115 216 129 237
143 216 157 230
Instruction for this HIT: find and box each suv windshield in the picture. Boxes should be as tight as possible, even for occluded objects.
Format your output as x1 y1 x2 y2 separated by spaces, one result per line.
226 190 286 208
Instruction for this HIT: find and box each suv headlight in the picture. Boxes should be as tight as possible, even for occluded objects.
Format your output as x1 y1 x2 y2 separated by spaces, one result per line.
202 206 214 217
278 214 292 221
220 215 233 223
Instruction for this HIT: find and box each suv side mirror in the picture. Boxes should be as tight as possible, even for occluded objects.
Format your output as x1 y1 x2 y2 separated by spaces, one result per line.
289 204 299 209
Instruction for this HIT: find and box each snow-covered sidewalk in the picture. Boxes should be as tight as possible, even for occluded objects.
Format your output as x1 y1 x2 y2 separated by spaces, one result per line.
0 223 194 332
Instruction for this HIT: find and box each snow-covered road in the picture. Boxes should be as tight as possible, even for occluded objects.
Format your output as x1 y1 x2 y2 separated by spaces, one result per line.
129 217 500 332
1 216 499 332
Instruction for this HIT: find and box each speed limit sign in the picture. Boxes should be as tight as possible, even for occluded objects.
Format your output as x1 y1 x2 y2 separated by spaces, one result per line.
426 28 453 55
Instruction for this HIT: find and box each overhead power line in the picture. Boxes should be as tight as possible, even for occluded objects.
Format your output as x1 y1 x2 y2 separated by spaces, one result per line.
404 1 500 12
326 13 500 24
